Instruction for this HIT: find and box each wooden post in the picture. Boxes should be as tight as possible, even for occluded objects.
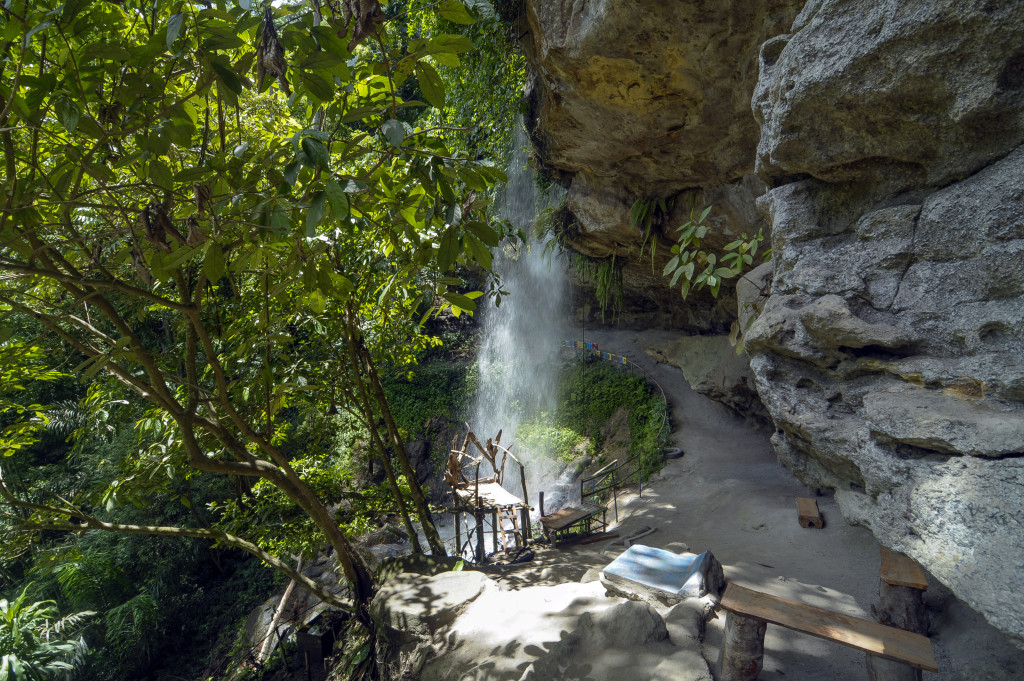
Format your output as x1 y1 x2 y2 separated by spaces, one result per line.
520 507 530 546
454 511 461 559
475 509 485 563
539 491 545 518
519 465 530 511
797 497 824 528
718 611 767 681
867 548 929 681
612 468 619 522
491 509 499 553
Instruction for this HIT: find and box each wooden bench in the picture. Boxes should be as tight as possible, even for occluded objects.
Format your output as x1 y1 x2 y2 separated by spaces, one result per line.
539 459 619 544
718 582 937 681
540 501 607 543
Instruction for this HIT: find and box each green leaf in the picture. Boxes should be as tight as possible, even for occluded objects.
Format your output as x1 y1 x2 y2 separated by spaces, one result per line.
663 255 679 276
306 192 326 235
148 158 173 189
55 97 79 132
465 233 492 270
424 34 475 55
438 0 478 25
325 180 349 219
166 12 185 48
442 291 477 313
698 205 713 223
204 242 226 281
24 20 52 47
436 227 459 271
209 57 242 95
382 119 405 147
300 71 336 102
301 137 330 169
466 220 499 247
414 62 446 108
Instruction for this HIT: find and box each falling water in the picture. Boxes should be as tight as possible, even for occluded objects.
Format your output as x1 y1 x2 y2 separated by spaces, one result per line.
468 128 575 515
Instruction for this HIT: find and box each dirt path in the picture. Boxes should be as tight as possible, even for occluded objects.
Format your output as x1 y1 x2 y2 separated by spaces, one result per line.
505 327 1024 681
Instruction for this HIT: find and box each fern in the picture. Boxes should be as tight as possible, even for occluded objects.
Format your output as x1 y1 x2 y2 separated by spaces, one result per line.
103 591 159 666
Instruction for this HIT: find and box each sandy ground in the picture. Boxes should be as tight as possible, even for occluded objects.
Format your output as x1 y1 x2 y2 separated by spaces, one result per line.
487 328 1024 681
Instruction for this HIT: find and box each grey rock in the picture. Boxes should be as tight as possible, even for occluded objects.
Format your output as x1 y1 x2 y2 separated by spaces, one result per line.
404 580 713 681
747 0 1024 646
800 295 915 350
863 391 1024 457
642 334 768 423
664 599 707 645
370 570 490 642
753 1 1024 186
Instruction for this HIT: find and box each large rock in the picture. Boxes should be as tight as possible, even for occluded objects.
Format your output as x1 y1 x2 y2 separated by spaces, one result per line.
642 334 768 423
373 573 713 681
522 0 801 330
746 0 1024 645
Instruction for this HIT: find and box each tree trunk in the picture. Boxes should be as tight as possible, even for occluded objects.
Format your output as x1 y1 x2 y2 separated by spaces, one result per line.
865 581 927 681
357 340 446 556
718 611 767 681
342 325 423 554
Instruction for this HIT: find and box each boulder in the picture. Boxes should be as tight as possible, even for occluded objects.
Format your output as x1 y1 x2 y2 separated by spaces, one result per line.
407 579 714 681
370 571 490 643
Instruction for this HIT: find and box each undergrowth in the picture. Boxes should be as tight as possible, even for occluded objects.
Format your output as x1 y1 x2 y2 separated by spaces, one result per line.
517 355 667 476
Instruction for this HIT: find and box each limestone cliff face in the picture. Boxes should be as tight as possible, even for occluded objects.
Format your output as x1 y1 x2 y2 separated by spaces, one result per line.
521 0 1024 646
522 0 801 331
745 0 1024 644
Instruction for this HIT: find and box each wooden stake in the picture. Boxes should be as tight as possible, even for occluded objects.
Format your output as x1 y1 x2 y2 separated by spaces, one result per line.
475 509 485 563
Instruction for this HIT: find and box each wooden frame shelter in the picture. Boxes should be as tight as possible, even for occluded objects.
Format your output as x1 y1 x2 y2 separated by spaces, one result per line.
445 428 532 562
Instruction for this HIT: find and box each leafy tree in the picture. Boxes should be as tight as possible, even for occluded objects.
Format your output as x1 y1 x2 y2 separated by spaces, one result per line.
0 0 506 643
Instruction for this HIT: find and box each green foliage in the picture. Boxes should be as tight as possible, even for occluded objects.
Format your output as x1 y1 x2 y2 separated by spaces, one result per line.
381 359 477 439
408 0 527 161
0 585 92 681
516 418 590 463
658 203 768 299
517 356 666 475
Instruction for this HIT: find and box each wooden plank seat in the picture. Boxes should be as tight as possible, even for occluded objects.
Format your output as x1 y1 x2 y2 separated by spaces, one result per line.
540 501 607 542
718 582 937 681
880 546 928 590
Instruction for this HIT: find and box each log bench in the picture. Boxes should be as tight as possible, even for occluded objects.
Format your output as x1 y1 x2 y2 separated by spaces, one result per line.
718 582 937 681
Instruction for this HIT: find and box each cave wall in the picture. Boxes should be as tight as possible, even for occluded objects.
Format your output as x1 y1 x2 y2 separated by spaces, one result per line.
745 0 1024 644
520 0 1024 646
522 0 802 332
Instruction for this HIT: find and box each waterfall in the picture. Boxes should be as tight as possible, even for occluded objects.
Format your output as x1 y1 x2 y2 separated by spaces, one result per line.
468 128 574 515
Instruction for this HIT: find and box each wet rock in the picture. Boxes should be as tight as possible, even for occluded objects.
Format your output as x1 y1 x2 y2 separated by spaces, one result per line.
523 0 800 330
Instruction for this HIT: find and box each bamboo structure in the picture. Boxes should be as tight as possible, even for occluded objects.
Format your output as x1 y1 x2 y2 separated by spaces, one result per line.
445 427 532 562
